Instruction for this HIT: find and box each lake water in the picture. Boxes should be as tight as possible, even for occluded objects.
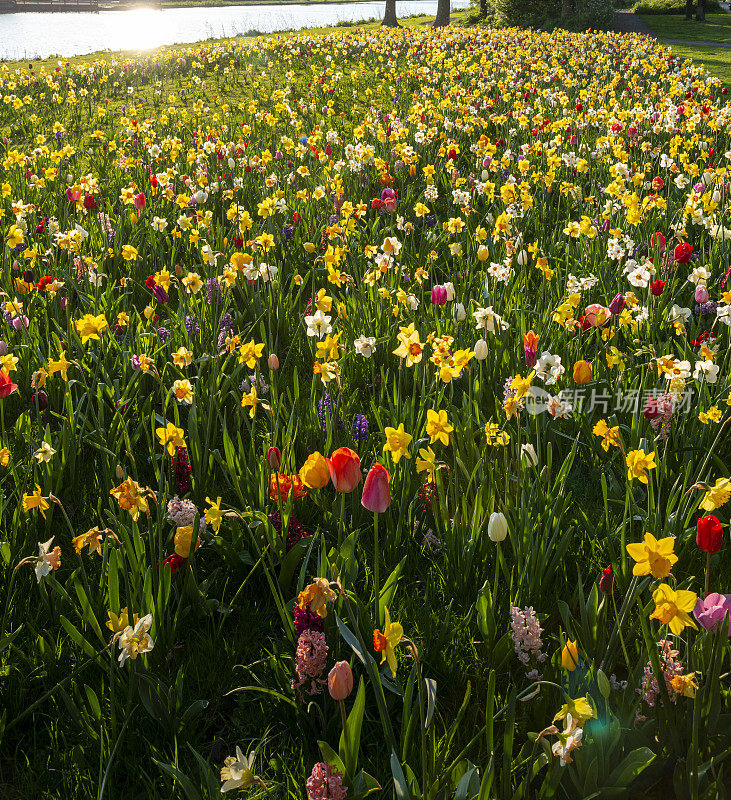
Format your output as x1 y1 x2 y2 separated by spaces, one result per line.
0 1 469 60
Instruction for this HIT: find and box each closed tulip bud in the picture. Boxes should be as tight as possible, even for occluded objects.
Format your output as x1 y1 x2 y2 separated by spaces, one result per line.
361 462 391 513
299 451 330 489
573 360 593 385
328 447 362 493
268 353 279 371
521 443 538 466
0 340 7 357
474 339 488 360
328 661 353 701
696 514 723 554
599 564 615 595
453 302 466 322
444 281 455 301
267 446 282 470
561 639 579 671
695 284 709 304
608 293 625 315
516 249 528 266
488 511 508 542
430 284 448 305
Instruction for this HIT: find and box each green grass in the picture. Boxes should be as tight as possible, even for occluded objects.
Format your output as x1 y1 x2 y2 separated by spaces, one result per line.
640 11 731 41
667 42 731 82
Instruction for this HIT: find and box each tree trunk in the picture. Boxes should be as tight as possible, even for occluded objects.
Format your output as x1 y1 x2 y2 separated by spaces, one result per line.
480 0 487 18
382 0 399 26
434 0 450 27
696 0 706 21
561 0 570 18
685 0 693 19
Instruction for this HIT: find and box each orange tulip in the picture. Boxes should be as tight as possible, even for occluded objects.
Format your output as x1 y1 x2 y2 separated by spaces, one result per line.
328 447 362 493
269 473 292 501
573 360 593 385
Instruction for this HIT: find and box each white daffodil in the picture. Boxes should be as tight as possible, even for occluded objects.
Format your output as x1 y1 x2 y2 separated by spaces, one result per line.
117 614 154 666
34 442 57 463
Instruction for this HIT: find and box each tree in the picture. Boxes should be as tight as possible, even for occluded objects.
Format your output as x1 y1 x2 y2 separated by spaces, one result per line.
696 0 706 21
434 0 450 27
382 0 398 27
480 0 487 17
685 0 694 19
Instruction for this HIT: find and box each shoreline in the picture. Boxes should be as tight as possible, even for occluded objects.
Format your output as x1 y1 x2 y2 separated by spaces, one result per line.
1 0 409 13
0 8 473 64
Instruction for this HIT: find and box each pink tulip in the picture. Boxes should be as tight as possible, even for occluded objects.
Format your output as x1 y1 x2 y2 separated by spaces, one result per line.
431 285 448 305
361 462 391 513
695 284 709 304
584 304 610 327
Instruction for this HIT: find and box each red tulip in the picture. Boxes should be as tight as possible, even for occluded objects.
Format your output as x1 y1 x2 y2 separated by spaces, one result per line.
361 462 391 513
674 243 693 264
650 280 666 296
599 564 615 595
0 369 17 399
650 232 666 250
267 446 282 470
134 192 147 211
328 447 362 493
697 515 723 554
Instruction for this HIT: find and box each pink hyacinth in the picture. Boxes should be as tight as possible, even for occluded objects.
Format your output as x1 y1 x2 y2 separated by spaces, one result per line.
306 762 347 800
637 640 683 717
509 604 547 672
292 630 328 697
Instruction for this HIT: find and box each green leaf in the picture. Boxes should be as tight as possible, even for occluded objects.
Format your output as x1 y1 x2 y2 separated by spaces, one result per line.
318 740 347 777
59 615 97 658
278 534 313 591
153 759 201 800
607 747 655 787
339 678 365 781
390 749 413 800
424 678 437 730
379 556 406 626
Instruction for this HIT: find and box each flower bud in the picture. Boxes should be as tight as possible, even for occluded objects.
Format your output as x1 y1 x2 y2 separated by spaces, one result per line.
474 339 488 360
608 294 625 315
573 360 593 385
430 284 447 305
521 443 538 466
599 564 615 595
328 661 353 701
453 302 466 322
696 514 723 554
561 639 579 671
268 353 280 371
267 446 282 470
488 511 508 542
695 284 709 304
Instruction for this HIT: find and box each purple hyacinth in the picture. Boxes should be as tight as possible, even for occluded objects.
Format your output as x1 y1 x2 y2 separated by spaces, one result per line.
216 312 235 350
206 279 222 306
152 284 169 304
157 327 170 342
694 301 718 317
184 315 200 336
351 414 369 440
282 224 294 241
317 394 342 431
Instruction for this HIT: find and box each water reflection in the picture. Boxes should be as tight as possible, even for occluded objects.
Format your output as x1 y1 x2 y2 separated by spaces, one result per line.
0 1 469 60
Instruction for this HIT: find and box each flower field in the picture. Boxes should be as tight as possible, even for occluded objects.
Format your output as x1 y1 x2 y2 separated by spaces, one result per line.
0 22 730 799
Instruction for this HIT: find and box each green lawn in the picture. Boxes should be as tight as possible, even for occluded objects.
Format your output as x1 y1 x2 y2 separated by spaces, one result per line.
640 11 731 41
666 42 731 82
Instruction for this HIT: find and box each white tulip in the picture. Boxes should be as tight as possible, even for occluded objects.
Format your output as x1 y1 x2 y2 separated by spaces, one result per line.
488 512 508 542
